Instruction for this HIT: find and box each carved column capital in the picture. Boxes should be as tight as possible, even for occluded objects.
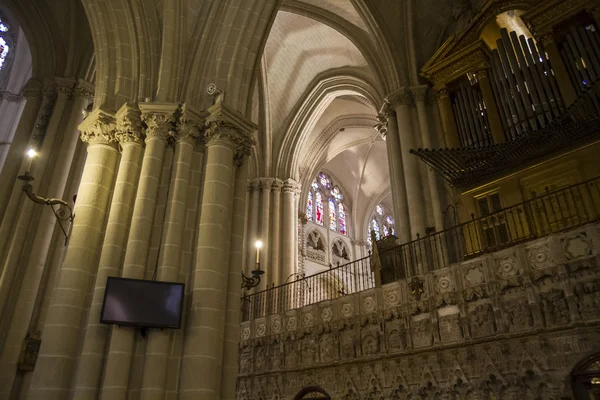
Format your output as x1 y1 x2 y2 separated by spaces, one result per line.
259 178 275 191
73 79 95 103
115 102 144 144
283 179 299 194
437 86 451 100
386 88 414 108
78 107 117 145
374 112 388 138
204 102 256 167
55 77 75 99
174 103 207 145
271 179 283 192
139 102 179 143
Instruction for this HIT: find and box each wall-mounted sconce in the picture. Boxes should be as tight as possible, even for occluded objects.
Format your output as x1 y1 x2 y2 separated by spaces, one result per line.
17 172 74 245
241 240 264 290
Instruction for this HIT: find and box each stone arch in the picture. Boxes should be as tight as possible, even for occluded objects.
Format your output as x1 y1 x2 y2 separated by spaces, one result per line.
294 386 331 400
331 237 351 266
571 352 600 399
276 70 381 179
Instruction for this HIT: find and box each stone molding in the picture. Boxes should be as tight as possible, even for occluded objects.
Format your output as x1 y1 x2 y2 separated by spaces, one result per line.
78 107 117 145
21 79 43 99
0 90 23 102
239 223 600 398
283 179 299 194
175 103 207 144
115 102 143 144
411 85 430 103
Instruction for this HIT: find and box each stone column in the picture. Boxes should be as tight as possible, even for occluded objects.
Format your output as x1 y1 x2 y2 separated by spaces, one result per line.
378 108 410 243
389 88 427 239
100 105 175 400
257 178 273 291
246 180 259 275
475 68 505 144
139 106 202 400
28 108 120 400
179 103 254 400
0 81 92 395
540 33 577 106
220 159 249 400
0 79 43 225
71 103 144 400
281 179 296 285
413 86 444 232
436 86 461 148
270 180 282 285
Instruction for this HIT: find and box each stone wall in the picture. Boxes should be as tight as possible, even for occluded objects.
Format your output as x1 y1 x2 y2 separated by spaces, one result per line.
237 223 600 399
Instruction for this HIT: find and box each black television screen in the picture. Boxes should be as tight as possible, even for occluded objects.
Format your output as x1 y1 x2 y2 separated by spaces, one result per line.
100 277 184 329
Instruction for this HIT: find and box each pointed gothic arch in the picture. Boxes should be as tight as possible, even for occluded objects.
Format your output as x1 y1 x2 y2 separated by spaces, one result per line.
294 386 331 399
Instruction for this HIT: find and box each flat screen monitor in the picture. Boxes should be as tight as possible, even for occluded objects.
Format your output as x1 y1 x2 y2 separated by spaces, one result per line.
100 277 184 329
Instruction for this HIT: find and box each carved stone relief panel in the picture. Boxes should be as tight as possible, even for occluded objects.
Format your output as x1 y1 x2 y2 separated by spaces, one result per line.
561 231 592 260
503 298 534 332
386 318 409 353
468 302 496 338
285 340 301 369
361 324 381 357
319 332 338 364
540 288 570 326
255 317 267 338
411 314 434 348
340 328 356 361
437 306 463 343
302 337 318 367
255 344 267 372
269 342 282 370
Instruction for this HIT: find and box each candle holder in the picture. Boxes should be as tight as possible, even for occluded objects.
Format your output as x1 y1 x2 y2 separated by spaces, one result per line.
17 171 74 245
241 264 264 290
241 240 264 290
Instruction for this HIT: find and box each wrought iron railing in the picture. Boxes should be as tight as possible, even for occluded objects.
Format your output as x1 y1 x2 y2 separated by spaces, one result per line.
380 176 600 283
241 177 600 320
241 256 373 321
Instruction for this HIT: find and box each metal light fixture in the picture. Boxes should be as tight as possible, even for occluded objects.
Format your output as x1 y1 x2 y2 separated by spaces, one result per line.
17 171 74 245
241 240 264 290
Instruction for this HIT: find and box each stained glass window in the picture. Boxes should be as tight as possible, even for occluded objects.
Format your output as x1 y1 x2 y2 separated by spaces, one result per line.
0 18 8 70
338 203 346 235
319 172 330 188
376 205 384 216
371 219 380 240
315 191 324 225
383 224 389 237
386 216 394 225
332 186 342 201
311 179 318 191
328 197 336 231
306 191 313 221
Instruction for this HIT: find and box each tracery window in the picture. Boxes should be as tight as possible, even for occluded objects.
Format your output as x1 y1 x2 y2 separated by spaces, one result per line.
366 204 396 248
0 17 9 70
306 172 349 235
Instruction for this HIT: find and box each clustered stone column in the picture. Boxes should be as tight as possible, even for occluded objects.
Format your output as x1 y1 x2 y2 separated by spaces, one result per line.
281 179 298 293
389 88 427 240
28 108 120 400
377 106 410 243
71 103 145 399
100 104 176 400
257 178 273 290
179 103 254 399
269 180 282 286
220 157 250 400
140 106 203 400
